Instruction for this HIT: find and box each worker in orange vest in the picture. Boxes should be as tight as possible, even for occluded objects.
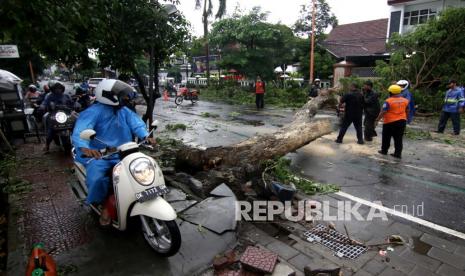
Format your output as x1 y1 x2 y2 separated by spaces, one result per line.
255 76 265 109
376 85 409 159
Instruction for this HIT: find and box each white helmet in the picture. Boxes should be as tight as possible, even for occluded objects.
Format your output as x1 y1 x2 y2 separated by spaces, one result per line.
95 79 133 106
314 78 321 82
396 80 409 90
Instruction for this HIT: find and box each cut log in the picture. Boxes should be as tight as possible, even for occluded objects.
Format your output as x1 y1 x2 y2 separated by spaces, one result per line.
177 89 339 171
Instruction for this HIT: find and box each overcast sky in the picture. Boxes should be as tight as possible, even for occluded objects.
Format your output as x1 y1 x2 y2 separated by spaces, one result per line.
176 0 390 36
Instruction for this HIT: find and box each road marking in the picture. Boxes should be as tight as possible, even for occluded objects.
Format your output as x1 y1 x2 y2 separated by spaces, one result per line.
345 161 465 195
368 156 465 179
335 191 465 240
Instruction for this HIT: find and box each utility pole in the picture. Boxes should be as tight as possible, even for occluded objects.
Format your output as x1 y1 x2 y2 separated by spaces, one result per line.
309 0 316 83
29 61 35 83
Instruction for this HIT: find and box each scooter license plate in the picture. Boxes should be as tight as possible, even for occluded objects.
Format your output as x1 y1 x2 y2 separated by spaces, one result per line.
135 185 170 203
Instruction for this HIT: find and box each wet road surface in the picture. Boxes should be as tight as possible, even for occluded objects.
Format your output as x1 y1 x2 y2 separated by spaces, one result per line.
144 99 465 233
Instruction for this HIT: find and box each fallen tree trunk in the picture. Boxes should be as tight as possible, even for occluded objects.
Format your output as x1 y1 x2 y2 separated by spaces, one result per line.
177 89 339 171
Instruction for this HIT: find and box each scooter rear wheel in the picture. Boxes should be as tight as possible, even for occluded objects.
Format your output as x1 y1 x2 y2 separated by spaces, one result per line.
190 95 198 104
140 216 181 257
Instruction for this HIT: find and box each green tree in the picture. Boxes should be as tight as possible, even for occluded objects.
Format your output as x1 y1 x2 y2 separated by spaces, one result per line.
295 38 335 80
195 0 227 82
94 0 189 122
375 7 465 89
0 0 99 79
209 7 298 80
293 0 338 37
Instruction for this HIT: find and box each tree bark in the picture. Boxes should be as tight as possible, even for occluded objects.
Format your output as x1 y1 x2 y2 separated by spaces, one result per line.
176 89 339 171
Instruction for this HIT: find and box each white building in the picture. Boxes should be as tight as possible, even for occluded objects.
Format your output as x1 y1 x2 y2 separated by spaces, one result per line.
387 0 465 36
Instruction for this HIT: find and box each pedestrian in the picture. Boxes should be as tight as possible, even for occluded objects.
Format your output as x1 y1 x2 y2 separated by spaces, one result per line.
255 76 265 109
396 80 415 124
308 78 321 98
335 83 364 144
362 81 380 141
376 85 409 159
436 79 464 135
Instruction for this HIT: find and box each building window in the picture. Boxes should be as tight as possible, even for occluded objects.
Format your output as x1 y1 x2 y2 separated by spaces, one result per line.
403 9 436 26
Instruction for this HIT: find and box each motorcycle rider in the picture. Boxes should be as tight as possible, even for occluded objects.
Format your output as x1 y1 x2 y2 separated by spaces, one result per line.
74 84 92 111
24 84 41 107
71 79 156 226
40 81 74 152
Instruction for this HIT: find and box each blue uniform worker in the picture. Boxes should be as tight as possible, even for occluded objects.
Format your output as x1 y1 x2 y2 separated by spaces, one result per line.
437 80 465 135
397 80 415 124
71 80 149 205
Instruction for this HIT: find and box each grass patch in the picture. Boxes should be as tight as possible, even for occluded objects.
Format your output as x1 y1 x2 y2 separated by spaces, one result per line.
200 85 309 108
405 128 432 140
164 123 187 131
264 158 340 195
200 112 220 118
229 112 241 117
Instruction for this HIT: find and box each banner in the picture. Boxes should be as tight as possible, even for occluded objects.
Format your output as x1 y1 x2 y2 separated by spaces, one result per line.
192 55 220 74
0 45 19 58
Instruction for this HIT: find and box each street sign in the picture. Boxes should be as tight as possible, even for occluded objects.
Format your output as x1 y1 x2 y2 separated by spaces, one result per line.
0 45 19 58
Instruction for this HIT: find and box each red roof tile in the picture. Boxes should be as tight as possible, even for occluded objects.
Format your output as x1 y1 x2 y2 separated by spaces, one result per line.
322 18 389 58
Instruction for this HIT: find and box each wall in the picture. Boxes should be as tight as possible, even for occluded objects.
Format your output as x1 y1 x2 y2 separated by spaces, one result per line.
388 0 465 35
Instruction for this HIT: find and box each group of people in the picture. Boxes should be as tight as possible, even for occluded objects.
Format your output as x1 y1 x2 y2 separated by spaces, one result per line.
24 81 75 152
335 78 465 159
335 80 414 159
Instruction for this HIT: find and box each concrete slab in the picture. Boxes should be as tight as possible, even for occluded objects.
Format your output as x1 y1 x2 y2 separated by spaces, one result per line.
171 200 198 213
181 196 237 234
165 188 187 202
210 183 235 197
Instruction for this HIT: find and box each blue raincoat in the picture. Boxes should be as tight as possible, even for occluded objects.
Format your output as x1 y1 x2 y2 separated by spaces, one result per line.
72 103 148 204
400 88 415 124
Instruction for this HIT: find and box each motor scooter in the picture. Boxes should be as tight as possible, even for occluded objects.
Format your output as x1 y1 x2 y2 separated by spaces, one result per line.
46 104 77 153
71 121 181 256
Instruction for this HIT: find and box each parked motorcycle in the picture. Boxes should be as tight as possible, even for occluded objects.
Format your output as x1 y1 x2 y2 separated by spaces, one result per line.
175 87 198 105
71 121 182 256
46 104 77 153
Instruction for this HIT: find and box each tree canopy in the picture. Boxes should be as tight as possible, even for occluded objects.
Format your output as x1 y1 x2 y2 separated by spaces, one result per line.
208 7 335 80
293 0 338 38
375 7 465 89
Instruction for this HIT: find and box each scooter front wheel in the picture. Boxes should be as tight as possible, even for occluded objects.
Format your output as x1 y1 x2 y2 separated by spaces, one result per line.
174 96 183 106
140 216 181 257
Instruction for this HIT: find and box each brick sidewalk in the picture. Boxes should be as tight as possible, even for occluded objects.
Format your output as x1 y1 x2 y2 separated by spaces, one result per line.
7 143 95 273
240 193 465 276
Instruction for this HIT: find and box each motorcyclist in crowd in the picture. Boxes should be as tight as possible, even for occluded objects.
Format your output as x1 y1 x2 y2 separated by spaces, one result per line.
40 81 74 152
71 79 156 226
397 80 415 124
24 84 41 107
74 85 92 111
36 84 51 105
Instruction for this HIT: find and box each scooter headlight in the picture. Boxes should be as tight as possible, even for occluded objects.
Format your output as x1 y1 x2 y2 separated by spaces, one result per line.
129 158 155 186
55 111 68 123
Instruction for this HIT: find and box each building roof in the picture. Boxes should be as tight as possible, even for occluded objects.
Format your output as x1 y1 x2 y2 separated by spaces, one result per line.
388 0 414 5
322 18 389 59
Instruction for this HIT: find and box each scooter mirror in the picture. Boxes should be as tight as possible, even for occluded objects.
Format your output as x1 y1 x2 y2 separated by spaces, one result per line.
80 129 96 141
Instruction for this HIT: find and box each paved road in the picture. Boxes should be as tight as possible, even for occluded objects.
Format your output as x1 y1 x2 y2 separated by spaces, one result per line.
143 99 465 233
